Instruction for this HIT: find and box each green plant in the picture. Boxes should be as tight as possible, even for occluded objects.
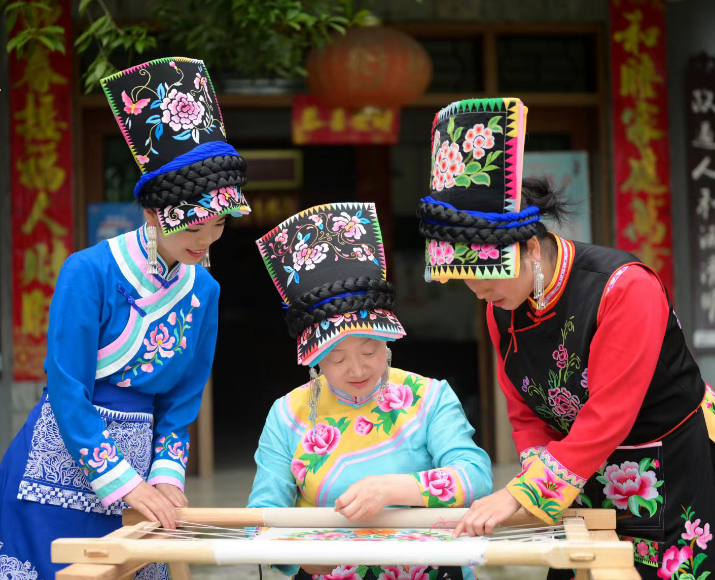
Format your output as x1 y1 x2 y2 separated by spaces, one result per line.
152 0 374 79
3 0 156 92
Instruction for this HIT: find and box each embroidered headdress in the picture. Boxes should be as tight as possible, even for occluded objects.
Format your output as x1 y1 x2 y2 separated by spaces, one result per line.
257 203 405 366
418 98 535 281
101 57 250 236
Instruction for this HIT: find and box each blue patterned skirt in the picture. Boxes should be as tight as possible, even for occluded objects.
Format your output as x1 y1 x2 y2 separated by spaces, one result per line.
0 386 167 580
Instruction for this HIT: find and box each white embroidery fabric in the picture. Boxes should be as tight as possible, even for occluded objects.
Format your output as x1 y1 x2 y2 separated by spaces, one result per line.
18 399 152 516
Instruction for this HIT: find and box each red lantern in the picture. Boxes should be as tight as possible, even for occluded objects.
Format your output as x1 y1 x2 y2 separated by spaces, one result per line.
306 25 433 109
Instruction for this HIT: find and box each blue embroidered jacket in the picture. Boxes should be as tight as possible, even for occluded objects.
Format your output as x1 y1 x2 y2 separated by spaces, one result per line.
26 225 218 509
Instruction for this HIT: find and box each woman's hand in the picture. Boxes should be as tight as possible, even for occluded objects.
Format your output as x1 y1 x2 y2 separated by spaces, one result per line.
155 483 189 508
123 481 178 529
335 475 394 521
452 487 522 537
300 566 336 576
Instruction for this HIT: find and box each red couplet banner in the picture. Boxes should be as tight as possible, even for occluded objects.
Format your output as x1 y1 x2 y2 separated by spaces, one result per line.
610 0 673 296
9 0 75 380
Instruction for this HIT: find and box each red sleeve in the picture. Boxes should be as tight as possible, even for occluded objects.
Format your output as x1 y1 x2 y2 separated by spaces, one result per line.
487 302 560 464
505 265 669 523
544 264 669 479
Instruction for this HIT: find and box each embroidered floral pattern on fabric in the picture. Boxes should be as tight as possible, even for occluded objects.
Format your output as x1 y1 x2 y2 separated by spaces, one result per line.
512 466 569 521
118 62 223 168
20 400 152 515
268 209 378 286
656 507 710 579
118 294 200 386
595 459 663 518
370 375 424 435
298 417 351 479
620 535 660 568
521 316 585 433
431 116 504 190
540 449 587 489
78 431 121 478
0 552 39 580
154 433 189 468
415 469 457 507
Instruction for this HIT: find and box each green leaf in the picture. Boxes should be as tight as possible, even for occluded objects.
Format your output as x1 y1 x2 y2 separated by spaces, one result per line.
481 164 500 172
627 495 641 517
428 569 439 580
155 358 164 366
636 496 657 517
78 0 94 13
453 126 463 142
465 161 482 174
309 453 330 474
653 480 664 487
694 553 708 576
489 122 504 134
447 116 455 139
696 572 711 580
356 566 369 578
325 417 339 428
488 115 502 129
470 173 490 186
595 475 610 485
602 499 615 509
454 175 471 187
638 457 651 474
577 494 592 508
455 245 468 257
370 567 383 578
680 575 695 580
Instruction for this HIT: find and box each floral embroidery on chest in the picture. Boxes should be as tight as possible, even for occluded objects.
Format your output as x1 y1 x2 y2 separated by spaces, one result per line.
520 316 588 433
291 375 426 487
117 293 201 387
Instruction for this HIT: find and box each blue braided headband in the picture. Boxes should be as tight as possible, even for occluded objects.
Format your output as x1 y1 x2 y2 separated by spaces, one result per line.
134 141 240 198
421 196 541 229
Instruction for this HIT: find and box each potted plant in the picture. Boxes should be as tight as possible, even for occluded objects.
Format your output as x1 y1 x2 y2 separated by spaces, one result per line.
151 0 375 93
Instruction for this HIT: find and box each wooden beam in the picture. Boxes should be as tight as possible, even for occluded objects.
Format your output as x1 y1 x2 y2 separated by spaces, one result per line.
79 92 600 111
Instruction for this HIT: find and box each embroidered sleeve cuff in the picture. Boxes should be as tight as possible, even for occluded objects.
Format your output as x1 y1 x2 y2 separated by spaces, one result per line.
147 459 186 491
411 467 466 508
703 383 715 443
519 446 545 466
506 454 584 524
89 459 142 506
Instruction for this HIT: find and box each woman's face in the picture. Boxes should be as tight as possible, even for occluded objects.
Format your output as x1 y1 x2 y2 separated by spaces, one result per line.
319 336 388 399
463 237 541 311
145 209 226 267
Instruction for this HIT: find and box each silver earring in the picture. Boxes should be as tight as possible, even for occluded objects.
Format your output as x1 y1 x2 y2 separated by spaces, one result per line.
147 225 159 275
533 260 545 310
200 247 211 268
308 367 322 424
376 347 392 402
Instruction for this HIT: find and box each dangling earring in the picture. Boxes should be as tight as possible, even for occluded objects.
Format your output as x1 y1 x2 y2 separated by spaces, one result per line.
308 367 322 424
376 347 392 402
200 247 211 268
147 225 159 275
533 260 545 310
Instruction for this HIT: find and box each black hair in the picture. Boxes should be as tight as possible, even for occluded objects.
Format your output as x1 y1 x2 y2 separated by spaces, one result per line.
518 176 573 260
285 277 395 338
136 154 247 209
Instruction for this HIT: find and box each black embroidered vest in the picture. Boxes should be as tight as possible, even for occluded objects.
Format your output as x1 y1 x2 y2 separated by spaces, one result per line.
492 240 704 445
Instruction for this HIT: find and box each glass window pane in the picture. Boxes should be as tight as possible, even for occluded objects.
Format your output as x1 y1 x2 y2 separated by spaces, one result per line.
421 38 484 93
497 34 597 92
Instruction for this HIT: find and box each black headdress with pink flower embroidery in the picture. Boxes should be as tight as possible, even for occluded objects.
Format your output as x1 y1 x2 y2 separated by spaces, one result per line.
101 57 250 235
257 203 405 366
418 98 535 281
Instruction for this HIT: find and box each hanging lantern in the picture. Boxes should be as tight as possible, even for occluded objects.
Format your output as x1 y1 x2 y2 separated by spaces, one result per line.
305 20 433 109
